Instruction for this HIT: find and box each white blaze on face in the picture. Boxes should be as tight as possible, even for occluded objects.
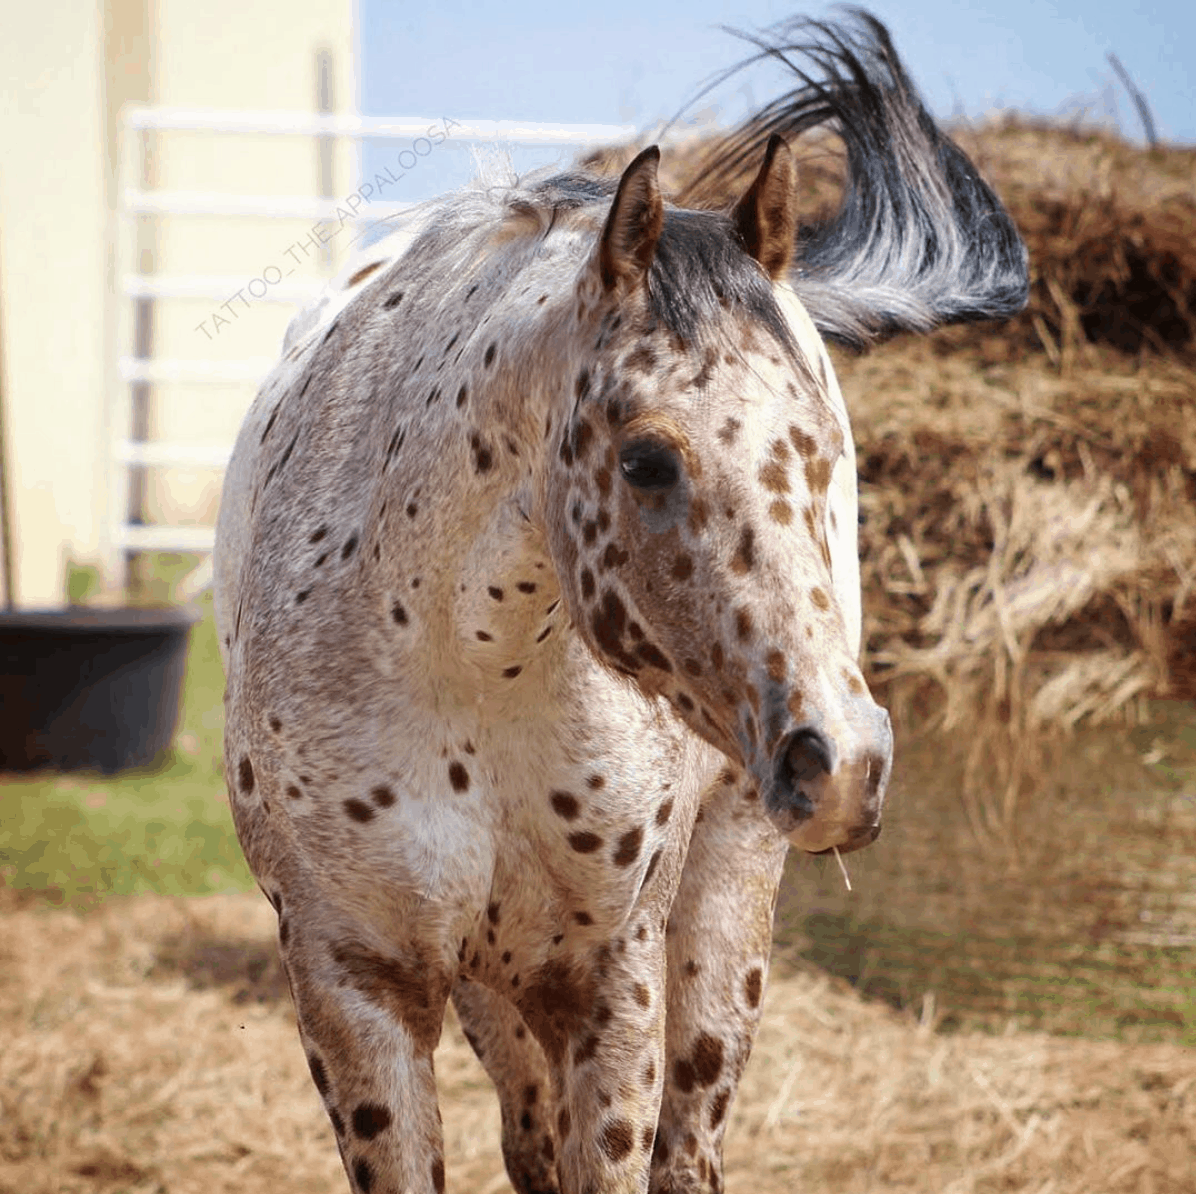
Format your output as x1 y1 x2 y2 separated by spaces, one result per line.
774 284 862 659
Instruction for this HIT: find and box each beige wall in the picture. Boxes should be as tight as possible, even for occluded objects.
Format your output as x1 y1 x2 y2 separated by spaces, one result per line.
0 0 355 606
0 0 109 607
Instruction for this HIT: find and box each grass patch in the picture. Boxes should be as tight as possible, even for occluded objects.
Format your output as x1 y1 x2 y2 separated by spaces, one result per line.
0 586 252 909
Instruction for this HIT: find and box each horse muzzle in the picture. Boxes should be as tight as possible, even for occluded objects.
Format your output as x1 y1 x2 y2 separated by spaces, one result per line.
763 704 892 855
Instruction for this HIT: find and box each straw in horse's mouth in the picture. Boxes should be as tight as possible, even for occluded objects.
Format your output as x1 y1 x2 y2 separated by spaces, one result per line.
832 845 852 891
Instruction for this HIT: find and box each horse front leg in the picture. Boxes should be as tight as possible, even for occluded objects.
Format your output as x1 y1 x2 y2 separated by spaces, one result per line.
519 942 667 1194
650 770 789 1194
451 977 561 1194
279 900 455 1194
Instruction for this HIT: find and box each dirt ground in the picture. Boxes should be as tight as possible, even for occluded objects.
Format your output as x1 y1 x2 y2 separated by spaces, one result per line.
2 892 1192 1194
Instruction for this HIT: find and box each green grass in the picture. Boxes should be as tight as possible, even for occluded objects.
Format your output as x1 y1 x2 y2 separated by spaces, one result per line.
0 573 253 909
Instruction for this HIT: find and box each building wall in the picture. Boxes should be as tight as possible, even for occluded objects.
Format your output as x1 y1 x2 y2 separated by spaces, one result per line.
0 0 356 606
0 0 109 606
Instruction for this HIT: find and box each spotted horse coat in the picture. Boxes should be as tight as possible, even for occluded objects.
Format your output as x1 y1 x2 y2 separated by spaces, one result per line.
214 12 1027 1194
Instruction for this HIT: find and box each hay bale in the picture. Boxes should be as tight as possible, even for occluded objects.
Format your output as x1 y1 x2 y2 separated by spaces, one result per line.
843 338 1196 734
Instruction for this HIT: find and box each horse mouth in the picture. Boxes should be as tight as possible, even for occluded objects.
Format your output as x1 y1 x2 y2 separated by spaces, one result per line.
810 821 882 856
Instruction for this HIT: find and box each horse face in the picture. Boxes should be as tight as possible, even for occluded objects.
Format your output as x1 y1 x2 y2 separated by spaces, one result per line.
548 145 892 856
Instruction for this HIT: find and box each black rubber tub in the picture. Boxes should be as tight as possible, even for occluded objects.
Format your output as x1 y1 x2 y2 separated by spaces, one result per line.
0 606 198 773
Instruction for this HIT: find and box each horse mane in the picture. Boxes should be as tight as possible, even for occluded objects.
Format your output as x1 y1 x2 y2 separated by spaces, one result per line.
671 8 1030 348
392 169 801 358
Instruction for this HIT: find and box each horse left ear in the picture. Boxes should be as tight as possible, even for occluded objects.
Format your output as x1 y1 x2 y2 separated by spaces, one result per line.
732 134 797 280
595 145 664 293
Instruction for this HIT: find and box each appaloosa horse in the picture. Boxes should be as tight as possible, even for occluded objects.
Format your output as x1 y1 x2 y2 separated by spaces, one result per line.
214 11 1027 1193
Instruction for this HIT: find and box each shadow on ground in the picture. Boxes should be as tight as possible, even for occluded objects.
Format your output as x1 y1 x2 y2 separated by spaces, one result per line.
150 925 290 1005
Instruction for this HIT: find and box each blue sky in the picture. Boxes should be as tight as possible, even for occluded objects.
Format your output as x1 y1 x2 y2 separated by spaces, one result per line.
359 0 1192 193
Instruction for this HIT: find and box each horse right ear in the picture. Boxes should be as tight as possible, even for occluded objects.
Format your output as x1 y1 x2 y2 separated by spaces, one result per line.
732 134 797 280
591 145 664 294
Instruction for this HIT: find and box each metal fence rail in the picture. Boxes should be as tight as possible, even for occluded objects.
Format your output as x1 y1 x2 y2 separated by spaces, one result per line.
107 105 635 583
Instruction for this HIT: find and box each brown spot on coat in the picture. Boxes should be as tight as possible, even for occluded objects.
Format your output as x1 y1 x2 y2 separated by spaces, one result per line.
789 425 818 459
344 798 375 823
626 344 656 373
470 433 494 474
568 831 603 854
238 756 255 795
352 1102 393 1140
332 941 448 1055
745 966 763 1008
602 542 629 570
518 959 594 1066
805 456 832 493
635 642 672 671
550 790 580 819
731 526 756 574
769 499 793 525
759 460 789 493
574 1033 600 1064
448 761 470 792
600 1119 635 1162
613 825 643 867
811 586 830 610
592 590 637 668
734 606 754 642
691 1034 724 1086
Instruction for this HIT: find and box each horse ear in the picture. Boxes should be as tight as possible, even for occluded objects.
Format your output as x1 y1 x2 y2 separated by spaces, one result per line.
732 134 797 280
596 145 664 292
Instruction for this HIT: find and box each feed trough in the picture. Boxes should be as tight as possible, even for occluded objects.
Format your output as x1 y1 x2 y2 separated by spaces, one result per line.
0 605 197 773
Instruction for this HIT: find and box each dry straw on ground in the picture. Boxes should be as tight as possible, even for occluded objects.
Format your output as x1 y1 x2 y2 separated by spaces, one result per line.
2 893 1193 1194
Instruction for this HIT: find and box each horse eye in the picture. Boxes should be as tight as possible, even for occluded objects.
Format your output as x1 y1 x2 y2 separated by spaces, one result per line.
619 441 680 491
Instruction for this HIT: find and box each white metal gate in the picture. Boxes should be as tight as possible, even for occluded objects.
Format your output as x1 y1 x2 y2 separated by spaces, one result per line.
106 106 634 588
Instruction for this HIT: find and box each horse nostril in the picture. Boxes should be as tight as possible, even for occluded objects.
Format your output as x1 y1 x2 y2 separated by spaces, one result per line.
768 726 835 824
782 727 834 785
